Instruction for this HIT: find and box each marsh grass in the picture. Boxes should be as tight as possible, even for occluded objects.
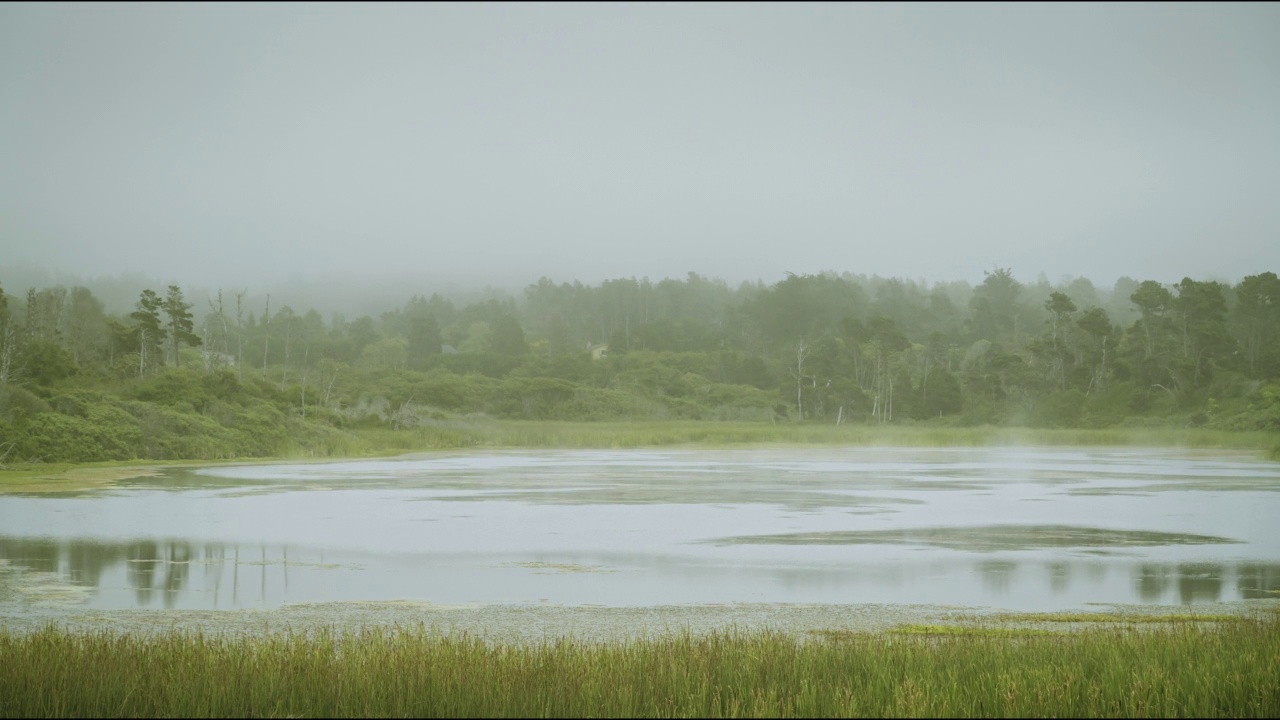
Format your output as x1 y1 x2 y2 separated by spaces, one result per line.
342 421 1280 454
3 617 1278 718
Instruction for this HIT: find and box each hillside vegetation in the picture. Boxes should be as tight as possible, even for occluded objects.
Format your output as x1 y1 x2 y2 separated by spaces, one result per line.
2 269 1278 465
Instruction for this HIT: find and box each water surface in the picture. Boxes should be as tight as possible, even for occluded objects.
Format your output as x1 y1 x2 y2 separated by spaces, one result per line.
2 447 1278 613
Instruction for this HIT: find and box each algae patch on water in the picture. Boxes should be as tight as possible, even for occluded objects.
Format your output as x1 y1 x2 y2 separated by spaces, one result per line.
0 466 162 494
0 561 92 608
708 524 1242 551
434 484 922 511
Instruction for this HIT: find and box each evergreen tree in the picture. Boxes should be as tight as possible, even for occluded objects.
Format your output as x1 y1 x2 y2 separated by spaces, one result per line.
1173 278 1235 385
66 286 108 369
1233 272 1280 379
164 285 202 368
407 313 442 370
968 268 1024 344
0 282 18 385
490 313 528 356
23 286 67 344
1075 307 1114 394
130 289 166 375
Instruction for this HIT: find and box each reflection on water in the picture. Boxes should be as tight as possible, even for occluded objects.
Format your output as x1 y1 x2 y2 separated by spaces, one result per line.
978 560 1018 595
1177 564 1223 604
1136 564 1173 602
1133 563 1233 604
1237 563 1280 599
0 447 1277 612
0 537 360 611
1047 561 1071 594
1 534 1278 611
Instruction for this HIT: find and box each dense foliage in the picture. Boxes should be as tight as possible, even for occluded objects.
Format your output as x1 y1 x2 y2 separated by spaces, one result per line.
1 268 1278 464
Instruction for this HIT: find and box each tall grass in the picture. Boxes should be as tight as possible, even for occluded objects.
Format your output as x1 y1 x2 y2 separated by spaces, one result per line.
3 618 1277 717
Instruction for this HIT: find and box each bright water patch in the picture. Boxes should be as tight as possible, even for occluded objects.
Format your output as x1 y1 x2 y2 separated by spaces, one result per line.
1 447 1278 612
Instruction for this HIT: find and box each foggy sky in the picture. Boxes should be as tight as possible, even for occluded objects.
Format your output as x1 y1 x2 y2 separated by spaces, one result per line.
2 2 1278 292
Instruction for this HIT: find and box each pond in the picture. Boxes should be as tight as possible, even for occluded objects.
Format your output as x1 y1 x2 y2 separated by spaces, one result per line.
2 446 1278 614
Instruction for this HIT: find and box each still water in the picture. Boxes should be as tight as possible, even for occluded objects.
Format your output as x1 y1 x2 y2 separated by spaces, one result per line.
2 447 1278 612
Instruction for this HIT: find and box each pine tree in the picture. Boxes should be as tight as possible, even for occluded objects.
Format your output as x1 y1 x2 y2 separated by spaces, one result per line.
131 289 166 376
163 285 202 368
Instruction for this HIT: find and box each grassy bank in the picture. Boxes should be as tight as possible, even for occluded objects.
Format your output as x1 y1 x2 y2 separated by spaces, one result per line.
2 617 1277 718
335 420 1280 454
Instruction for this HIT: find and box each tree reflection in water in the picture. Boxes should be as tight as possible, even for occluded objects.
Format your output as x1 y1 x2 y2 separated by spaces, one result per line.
0 534 1277 610
0 536 219 608
1236 563 1280 599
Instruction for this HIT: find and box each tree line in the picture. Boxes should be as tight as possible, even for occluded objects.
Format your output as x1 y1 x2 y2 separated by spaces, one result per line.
1 268 1277 463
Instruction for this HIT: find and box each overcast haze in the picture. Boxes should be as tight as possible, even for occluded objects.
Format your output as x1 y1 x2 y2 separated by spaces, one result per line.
2 2 1278 293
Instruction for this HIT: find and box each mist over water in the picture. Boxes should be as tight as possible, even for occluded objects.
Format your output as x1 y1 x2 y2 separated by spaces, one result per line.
3 447 1277 612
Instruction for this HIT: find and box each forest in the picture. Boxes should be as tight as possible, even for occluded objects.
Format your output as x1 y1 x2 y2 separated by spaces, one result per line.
1 268 1278 465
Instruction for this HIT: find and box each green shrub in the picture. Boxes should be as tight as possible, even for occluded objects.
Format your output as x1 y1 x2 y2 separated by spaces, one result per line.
20 339 76 387
11 412 135 462
0 384 52 421
132 368 213 412
1036 389 1086 428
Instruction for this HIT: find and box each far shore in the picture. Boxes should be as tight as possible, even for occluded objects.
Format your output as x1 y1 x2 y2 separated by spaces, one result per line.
3 422 1276 494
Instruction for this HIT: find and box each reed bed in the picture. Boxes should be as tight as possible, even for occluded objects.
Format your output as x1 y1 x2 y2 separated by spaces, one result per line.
3 617 1277 718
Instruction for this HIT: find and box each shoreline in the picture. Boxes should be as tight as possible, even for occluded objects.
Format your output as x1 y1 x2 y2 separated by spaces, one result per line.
5 599 1277 643
3 423 1277 494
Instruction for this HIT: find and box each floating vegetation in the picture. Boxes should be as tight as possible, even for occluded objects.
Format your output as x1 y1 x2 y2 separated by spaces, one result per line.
434 485 923 510
0 466 162 495
1068 480 1280 494
2 569 92 607
710 524 1242 551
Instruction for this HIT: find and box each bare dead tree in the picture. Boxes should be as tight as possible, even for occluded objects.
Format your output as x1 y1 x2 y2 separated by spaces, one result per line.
316 358 341 408
202 324 212 371
793 340 809 421
279 311 294 391
0 322 20 385
298 341 310 419
391 395 416 430
234 290 246 381
0 438 17 468
262 294 270 382
206 289 232 372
